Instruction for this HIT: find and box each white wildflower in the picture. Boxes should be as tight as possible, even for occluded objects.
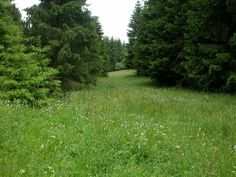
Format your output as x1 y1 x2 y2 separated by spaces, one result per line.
19 169 26 175
233 145 236 151
160 125 164 128
50 135 56 139
40 144 45 149
48 166 55 173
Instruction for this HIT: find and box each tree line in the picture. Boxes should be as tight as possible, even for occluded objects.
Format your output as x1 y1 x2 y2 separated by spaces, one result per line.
1 0 235 105
0 0 126 105
127 0 236 93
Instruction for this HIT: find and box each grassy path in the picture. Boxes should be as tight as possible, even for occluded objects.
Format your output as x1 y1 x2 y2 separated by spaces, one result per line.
1 70 236 176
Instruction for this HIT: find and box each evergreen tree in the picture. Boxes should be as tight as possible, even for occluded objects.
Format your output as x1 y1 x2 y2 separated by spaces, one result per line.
183 0 236 92
0 0 61 105
9 1 21 23
130 0 235 92
227 0 236 92
25 0 103 90
101 37 127 72
134 0 187 85
126 1 142 69
97 39 109 76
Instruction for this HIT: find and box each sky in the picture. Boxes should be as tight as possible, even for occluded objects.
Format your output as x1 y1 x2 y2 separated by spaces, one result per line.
13 0 139 43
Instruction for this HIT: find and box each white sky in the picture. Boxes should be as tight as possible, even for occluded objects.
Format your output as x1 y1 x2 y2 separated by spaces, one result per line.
13 0 139 42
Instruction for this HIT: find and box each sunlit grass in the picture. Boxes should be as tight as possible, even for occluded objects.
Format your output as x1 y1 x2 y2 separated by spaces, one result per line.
1 70 236 176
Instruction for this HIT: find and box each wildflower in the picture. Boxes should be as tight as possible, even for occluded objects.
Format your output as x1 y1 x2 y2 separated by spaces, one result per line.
19 169 26 175
40 144 45 149
48 166 55 173
233 145 236 151
160 125 164 128
50 135 56 139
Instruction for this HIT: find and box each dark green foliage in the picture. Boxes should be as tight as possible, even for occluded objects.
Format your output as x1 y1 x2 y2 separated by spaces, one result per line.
101 37 127 72
9 2 21 23
96 38 110 76
25 0 103 90
126 1 142 69
0 0 61 105
134 0 186 85
129 0 236 92
183 0 236 92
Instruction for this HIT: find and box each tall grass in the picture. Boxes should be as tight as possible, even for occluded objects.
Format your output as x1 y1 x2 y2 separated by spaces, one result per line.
1 70 236 176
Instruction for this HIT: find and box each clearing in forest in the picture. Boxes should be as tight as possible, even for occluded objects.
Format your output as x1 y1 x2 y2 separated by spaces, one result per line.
1 70 236 176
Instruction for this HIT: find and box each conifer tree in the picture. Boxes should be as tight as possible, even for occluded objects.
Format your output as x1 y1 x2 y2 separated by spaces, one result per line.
134 0 187 85
127 1 142 69
183 0 236 92
130 0 235 92
101 37 127 72
0 0 61 105
25 0 103 90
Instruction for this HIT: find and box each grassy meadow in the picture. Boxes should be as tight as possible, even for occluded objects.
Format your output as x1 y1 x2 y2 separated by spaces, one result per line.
0 70 236 177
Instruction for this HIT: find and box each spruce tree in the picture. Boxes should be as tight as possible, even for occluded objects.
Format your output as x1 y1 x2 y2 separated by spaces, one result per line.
0 0 61 105
25 0 103 90
183 0 236 92
127 1 142 69
149 0 186 86
101 37 127 72
134 0 187 85
130 0 235 92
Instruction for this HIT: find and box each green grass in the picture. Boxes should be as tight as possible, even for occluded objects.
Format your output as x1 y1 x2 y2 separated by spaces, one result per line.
1 70 236 177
